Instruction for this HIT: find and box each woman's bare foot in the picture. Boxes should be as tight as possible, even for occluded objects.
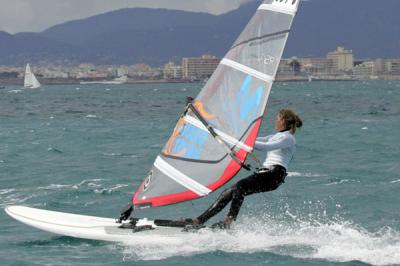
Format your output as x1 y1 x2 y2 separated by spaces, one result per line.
223 216 233 227
210 216 233 229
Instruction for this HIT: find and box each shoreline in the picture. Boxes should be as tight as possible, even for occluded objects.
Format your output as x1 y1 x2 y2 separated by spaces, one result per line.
1 76 400 86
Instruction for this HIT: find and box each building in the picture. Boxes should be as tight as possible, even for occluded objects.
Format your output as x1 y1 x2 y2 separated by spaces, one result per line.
116 66 129 77
326 46 354 73
353 61 377 79
163 62 183 80
298 58 330 75
127 64 163 79
182 55 220 80
386 59 400 75
42 67 69 78
278 58 301 75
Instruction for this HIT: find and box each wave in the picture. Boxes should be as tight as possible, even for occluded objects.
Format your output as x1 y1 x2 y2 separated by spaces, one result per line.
1 179 127 206
37 184 72 190
36 179 128 195
0 188 15 195
120 216 400 265
287 172 326 178
287 172 360 186
324 178 360 186
37 179 105 191
7 89 23 93
94 184 129 194
0 190 35 207
47 147 63 153
102 153 138 158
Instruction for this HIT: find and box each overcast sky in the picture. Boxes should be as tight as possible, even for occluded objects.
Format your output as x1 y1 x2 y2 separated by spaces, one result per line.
0 0 253 34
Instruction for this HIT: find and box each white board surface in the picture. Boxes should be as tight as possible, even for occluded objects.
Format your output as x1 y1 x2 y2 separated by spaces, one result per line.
5 206 188 242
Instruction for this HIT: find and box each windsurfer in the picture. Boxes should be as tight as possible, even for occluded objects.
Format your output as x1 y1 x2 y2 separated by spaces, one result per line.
187 109 303 229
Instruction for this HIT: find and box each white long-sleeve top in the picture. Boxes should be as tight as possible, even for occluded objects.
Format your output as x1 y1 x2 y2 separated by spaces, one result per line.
254 131 296 170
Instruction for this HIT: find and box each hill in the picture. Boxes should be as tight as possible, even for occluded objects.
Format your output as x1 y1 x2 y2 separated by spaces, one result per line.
0 0 399 66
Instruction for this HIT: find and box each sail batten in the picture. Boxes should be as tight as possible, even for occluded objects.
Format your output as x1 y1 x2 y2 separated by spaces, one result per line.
184 115 253 152
132 0 301 209
230 29 290 51
221 58 274 83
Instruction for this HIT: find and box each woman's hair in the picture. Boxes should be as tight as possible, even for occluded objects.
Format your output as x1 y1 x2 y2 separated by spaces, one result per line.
278 109 303 133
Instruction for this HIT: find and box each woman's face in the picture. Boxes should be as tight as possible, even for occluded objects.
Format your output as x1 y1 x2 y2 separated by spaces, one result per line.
275 114 286 132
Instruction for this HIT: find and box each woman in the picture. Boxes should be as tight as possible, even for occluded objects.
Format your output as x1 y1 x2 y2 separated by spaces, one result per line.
188 109 303 228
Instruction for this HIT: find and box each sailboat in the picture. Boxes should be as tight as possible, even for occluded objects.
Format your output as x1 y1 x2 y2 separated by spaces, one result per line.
5 0 301 242
24 64 41 89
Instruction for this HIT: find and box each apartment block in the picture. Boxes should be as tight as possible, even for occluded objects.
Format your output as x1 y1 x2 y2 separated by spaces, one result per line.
182 55 220 80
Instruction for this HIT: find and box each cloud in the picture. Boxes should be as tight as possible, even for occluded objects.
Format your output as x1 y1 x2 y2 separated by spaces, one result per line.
0 0 253 34
204 0 253 14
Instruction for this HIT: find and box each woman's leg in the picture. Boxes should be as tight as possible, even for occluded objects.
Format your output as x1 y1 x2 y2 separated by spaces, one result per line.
195 186 238 224
227 167 286 221
195 167 285 225
195 173 257 224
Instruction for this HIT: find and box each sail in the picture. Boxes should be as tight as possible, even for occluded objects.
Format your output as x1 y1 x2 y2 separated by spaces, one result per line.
133 0 301 209
24 64 41 89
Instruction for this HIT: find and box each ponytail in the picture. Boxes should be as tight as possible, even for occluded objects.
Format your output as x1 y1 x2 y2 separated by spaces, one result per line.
278 109 303 134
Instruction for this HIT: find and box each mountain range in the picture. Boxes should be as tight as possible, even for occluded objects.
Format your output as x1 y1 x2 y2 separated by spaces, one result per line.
0 0 399 66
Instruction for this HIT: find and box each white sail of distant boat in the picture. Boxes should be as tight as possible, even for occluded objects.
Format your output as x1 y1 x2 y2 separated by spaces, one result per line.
24 64 41 89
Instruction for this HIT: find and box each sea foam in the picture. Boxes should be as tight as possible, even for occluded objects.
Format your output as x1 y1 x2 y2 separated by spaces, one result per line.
120 215 400 265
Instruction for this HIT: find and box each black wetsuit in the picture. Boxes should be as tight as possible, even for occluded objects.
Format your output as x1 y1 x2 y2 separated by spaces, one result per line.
196 165 287 223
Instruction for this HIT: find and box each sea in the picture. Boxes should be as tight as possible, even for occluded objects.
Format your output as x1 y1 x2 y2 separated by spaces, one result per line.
0 81 399 266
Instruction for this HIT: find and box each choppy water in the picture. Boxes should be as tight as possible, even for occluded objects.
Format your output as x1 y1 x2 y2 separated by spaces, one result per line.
0 81 399 265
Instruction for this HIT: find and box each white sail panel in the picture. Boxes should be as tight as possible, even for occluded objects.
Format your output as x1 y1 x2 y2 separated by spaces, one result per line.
195 65 271 139
24 64 32 88
226 9 294 78
31 73 41 88
24 64 41 89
